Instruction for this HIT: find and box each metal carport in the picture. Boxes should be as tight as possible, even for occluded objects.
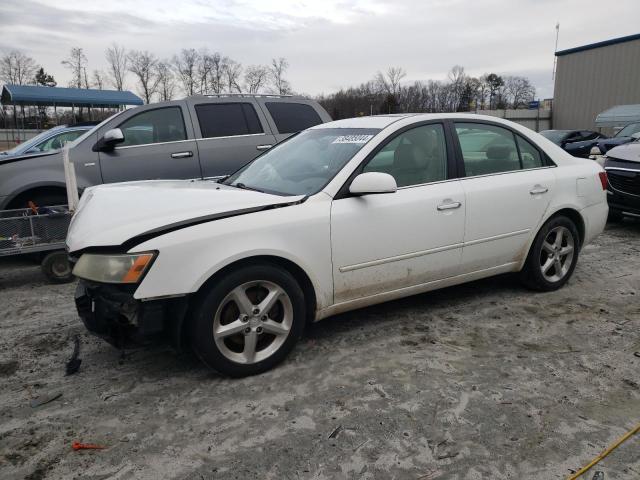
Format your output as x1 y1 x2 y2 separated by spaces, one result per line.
595 104 640 128
1 84 143 109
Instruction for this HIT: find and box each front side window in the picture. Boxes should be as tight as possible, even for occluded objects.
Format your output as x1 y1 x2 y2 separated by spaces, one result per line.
456 123 521 176
195 103 263 139
34 130 86 152
362 124 448 187
265 102 323 134
118 107 187 147
225 128 379 196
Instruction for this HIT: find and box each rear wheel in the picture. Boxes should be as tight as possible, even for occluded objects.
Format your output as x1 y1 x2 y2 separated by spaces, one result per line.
520 215 580 291
190 264 306 377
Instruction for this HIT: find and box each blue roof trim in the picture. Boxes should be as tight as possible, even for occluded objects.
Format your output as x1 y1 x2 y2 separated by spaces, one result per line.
1 84 143 106
555 32 640 57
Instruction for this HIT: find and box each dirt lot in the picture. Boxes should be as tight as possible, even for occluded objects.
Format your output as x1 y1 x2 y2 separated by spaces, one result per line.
0 220 639 480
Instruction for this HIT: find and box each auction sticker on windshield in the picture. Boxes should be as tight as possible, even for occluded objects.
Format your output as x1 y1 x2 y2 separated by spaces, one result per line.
332 135 374 144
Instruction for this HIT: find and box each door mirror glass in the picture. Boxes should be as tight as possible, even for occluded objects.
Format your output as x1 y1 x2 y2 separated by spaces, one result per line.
96 128 124 151
349 172 397 195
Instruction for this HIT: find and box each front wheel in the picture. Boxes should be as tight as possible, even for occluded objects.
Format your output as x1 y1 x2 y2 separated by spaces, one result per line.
520 216 580 291
190 264 306 377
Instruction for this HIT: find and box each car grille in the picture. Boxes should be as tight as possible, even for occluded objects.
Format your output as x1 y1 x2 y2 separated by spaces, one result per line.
607 169 640 196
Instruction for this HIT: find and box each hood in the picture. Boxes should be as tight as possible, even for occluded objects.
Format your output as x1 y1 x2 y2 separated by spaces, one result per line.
67 179 304 252
598 136 634 152
0 150 59 164
606 142 640 163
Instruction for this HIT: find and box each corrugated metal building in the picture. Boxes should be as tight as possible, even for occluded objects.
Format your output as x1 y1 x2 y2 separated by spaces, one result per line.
553 33 640 131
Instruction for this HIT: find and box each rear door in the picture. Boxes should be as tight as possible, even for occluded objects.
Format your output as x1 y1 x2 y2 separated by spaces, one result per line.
453 121 556 272
98 102 201 183
256 97 331 143
187 98 277 178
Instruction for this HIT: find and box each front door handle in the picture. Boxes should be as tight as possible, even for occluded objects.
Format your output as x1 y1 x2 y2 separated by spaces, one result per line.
171 151 193 158
437 201 462 211
256 144 273 151
530 185 549 195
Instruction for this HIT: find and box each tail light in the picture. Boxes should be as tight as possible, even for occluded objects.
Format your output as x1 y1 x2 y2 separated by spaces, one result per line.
598 172 607 190
598 171 608 190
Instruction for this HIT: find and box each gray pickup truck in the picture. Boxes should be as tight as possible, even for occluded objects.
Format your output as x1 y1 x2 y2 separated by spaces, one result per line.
0 94 331 209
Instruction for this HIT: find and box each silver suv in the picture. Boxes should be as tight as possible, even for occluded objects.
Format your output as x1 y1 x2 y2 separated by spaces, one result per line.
0 95 331 209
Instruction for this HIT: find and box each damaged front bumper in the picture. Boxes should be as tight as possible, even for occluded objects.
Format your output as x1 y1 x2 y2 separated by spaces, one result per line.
74 280 189 349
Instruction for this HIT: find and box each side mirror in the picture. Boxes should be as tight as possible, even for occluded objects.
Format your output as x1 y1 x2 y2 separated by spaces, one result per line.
631 132 640 140
590 146 602 156
94 128 124 152
349 172 397 196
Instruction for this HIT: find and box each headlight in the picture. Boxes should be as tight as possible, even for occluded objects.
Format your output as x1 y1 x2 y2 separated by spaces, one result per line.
73 252 156 284
590 146 602 155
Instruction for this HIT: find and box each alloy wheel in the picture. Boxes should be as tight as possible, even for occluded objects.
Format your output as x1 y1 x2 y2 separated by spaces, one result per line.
539 225 575 283
212 280 293 364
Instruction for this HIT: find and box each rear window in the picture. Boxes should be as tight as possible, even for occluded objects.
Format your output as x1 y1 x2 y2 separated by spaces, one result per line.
195 103 263 139
265 102 322 134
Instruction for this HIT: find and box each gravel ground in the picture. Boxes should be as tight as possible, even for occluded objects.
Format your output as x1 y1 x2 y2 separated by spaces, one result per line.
0 220 639 480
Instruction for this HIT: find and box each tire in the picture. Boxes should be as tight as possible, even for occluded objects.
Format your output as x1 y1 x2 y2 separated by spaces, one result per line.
520 215 580 292
189 263 306 377
41 251 74 284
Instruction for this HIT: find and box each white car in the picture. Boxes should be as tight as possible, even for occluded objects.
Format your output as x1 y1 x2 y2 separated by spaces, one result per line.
68 114 608 376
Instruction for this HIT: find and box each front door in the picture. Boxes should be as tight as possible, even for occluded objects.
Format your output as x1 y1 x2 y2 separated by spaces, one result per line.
99 104 201 183
453 121 556 272
330 123 465 304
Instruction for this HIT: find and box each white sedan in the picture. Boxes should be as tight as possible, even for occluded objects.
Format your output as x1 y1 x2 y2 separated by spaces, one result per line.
68 114 608 376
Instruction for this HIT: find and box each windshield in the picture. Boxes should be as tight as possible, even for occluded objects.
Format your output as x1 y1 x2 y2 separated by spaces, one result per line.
224 128 380 196
539 130 569 144
615 123 640 138
1 127 64 155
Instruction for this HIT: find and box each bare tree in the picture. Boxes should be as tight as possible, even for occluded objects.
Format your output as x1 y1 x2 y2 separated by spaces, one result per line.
504 76 535 109
173 48 199 96
127 50 160 103
0 50 38 85
244 65 269 93
374 67 406 97
157 61 176 101
92 70 105 89
105 44 128 90
61 47 88 88
223 59 243 93
270 57 291 94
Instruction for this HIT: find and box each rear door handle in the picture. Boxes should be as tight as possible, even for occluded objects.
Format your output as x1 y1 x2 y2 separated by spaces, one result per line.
530 185 549 195
256 144 273 151
437 201 462 211
171 151 193 158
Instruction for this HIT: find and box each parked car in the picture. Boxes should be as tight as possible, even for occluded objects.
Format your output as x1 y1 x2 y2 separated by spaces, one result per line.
602 141 640 220
0 123 97 158
68 114 608 377
0 95 331 209
591 122 640 155
539 129 607 158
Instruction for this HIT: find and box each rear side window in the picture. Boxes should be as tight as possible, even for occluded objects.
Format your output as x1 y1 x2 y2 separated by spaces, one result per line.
118 107 187 147
265 102 322 134
195 103 263 138
455 123 545 176
515 135 544 169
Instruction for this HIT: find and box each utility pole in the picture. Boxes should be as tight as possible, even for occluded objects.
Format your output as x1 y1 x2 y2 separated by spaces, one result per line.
552 22 560 80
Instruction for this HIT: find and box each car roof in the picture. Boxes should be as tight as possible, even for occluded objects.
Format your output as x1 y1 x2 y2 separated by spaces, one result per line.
313 113 550 131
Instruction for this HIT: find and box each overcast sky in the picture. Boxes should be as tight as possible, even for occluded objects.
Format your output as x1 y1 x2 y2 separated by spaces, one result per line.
1 0 639 100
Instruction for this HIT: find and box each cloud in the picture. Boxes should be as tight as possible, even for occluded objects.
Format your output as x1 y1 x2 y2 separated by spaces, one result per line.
1 0 639 99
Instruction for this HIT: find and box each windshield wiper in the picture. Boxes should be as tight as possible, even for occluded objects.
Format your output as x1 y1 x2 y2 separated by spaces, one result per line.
232 182 263 193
